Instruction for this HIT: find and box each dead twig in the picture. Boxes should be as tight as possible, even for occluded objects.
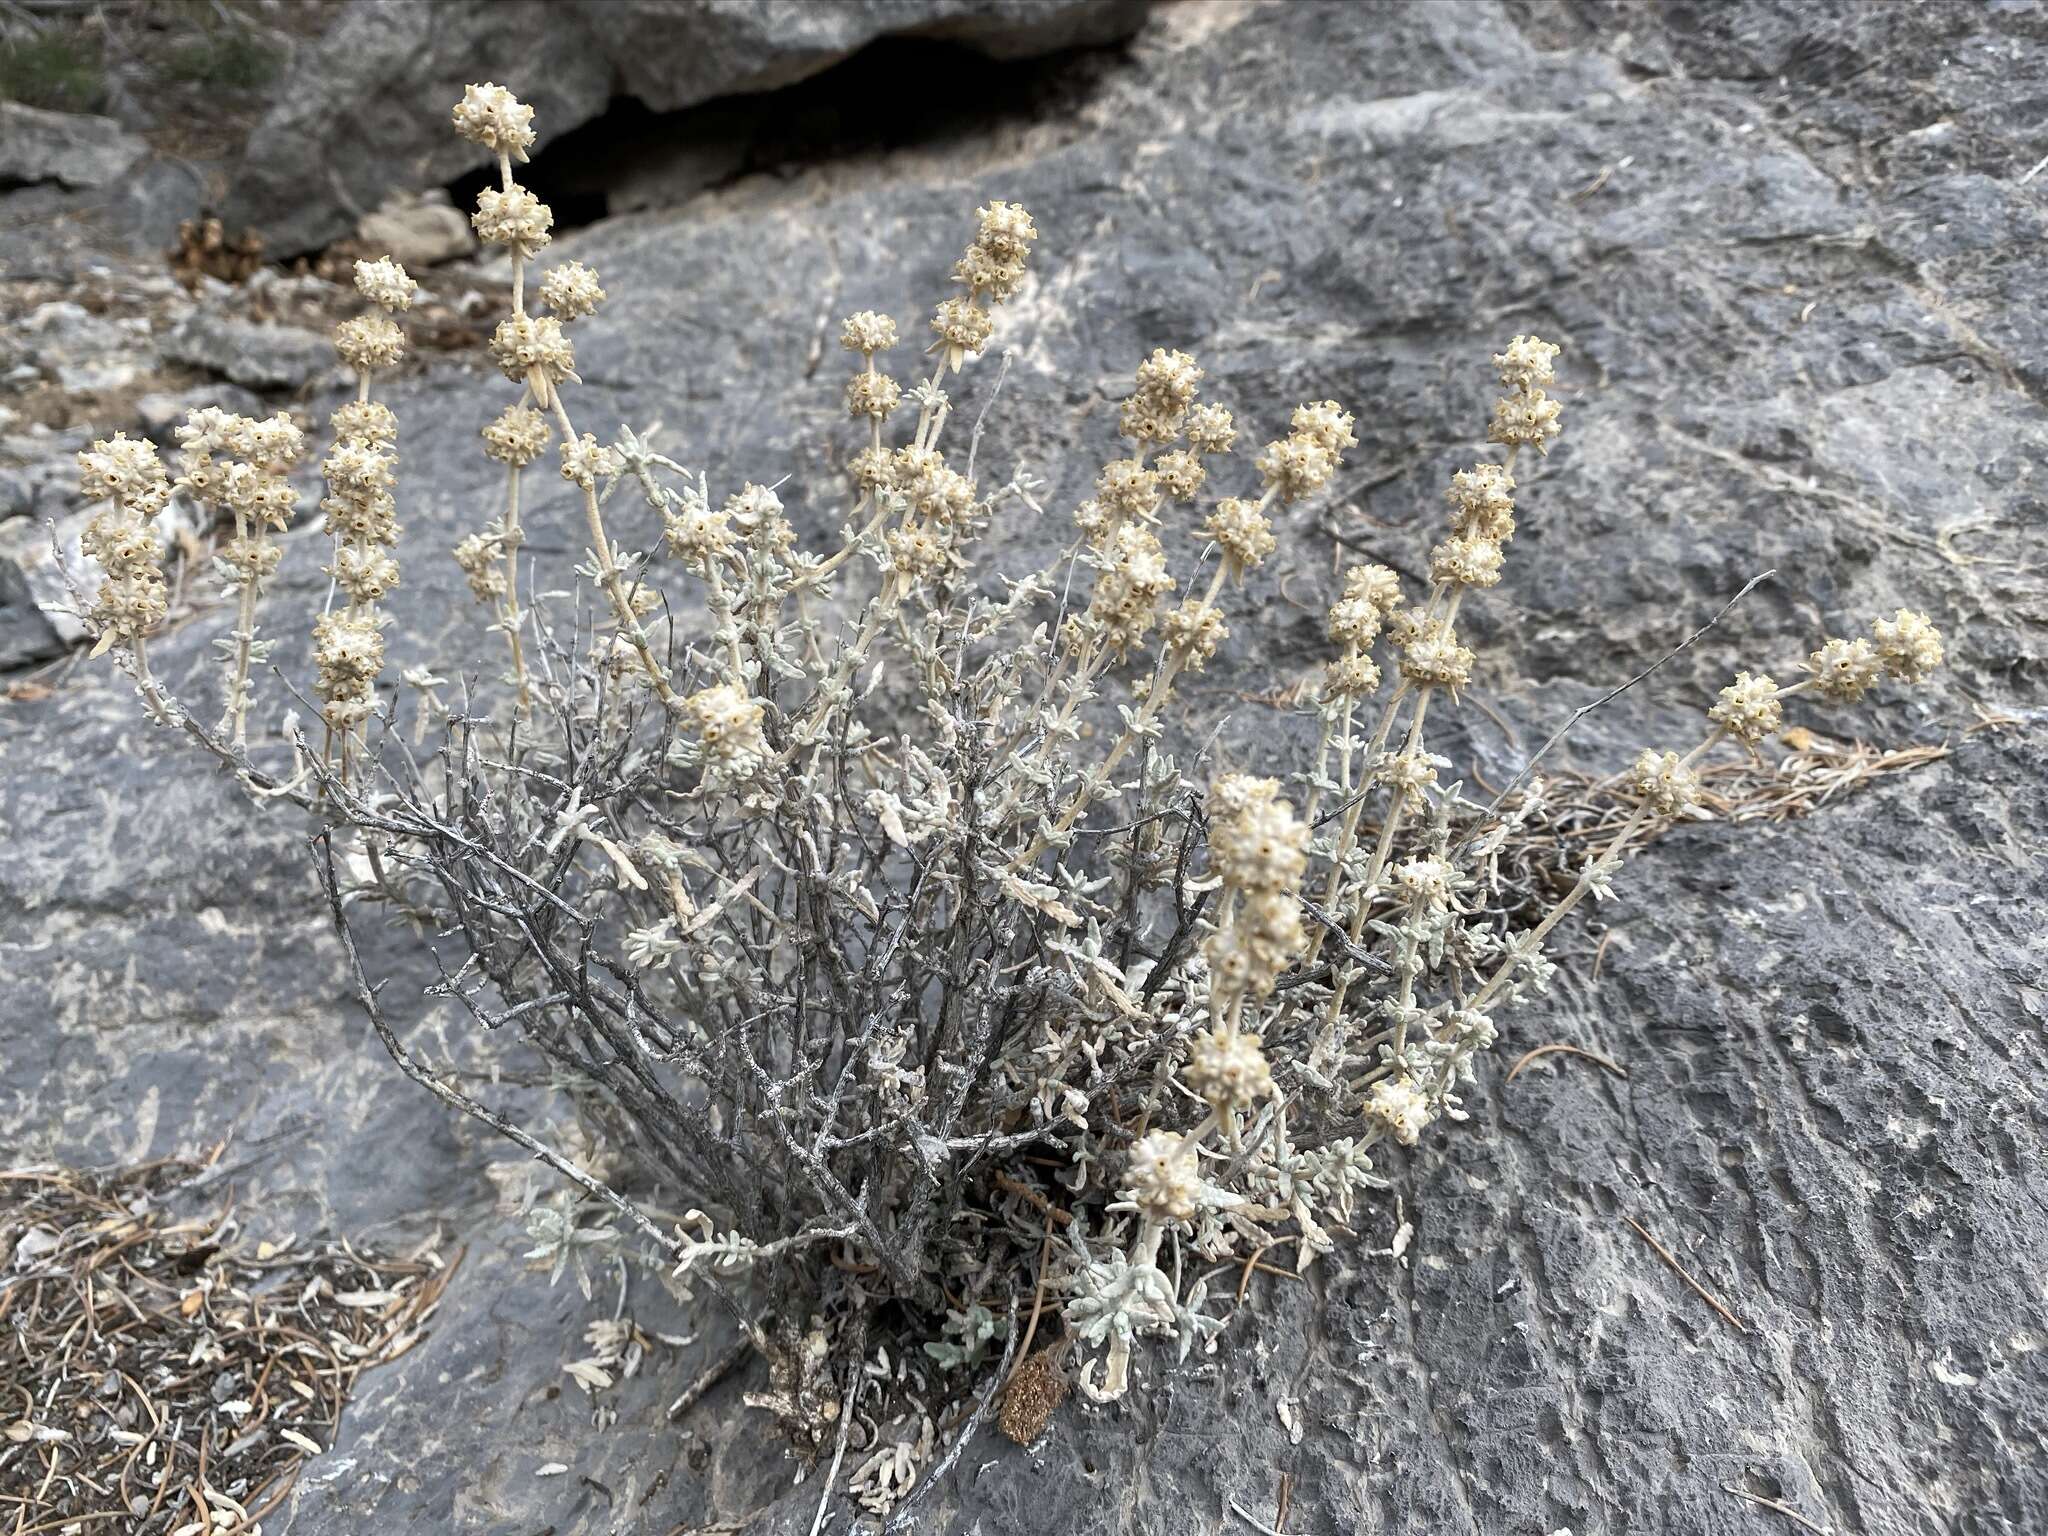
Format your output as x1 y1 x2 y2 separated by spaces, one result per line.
1505 1042 1629 1083
1622 1215 1748 1335
1720 1481 1834 1535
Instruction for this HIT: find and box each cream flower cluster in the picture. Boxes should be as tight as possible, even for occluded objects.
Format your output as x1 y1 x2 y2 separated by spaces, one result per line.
1445 462 1516 542
316 398 401 727
1326 562 1403 650
1203 774 1310 1006
178 407 305 603
76 434 172 649
1161 596 1228 671
662 488 737 577
840 310 903 426
1709 670 1783 745
1201 497 1274 584
539 261 606 321
1628 748 1702 816
1120 348 1204 447
1871 609 1943 684
558 432 618 490
1487 334 1563 454
1395 612 1475 692
481 404 551 467
473 184 552 258
1086 522 1177 655
931 200 1036 372
1121 1130 1199 1222
682 683 770 787
315 271 414 733
452 81 536 160
487 312 575 393
1255 399 1356 504
353 257 417 313
1182 1021 1275 1113
1805 635 1883 702
1368 1076 1433 1147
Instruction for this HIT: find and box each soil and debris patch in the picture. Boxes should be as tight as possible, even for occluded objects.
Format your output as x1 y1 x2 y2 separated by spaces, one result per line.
0 1151 455 1532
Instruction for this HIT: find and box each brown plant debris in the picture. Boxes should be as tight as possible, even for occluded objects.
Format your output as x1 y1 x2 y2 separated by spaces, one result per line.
0 1154 453 1533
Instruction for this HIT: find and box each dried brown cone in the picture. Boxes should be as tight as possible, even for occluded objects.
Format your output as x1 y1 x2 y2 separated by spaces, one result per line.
999 1345 1069 1445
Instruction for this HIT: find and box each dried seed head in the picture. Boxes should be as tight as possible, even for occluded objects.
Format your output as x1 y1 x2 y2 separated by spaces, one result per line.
1325 594 1381 649
312 608 386 726
1396 617 1474 691
1096 459 1162 523
329 543 402 604
333 400 399 448
1391 857 1453 909
886 524 949 581
1321 652 1382 700
1162 597 1227 671
930 296 993 374
682 683 769 785
1374 750 1439 810
1344 563 1405 614
972 199 1038 263
664 493 736 574
1153 449 1205 503
1087 523 1175 655
488 313 575 387
1133 348 1204 417
452 531 508 601
847 445 893 491
77 433 168 512
1208 776 1309 895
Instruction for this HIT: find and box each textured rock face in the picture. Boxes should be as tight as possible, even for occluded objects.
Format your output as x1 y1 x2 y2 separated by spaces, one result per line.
0 101 146 190
3 2 2045 1533
224 0 1151 254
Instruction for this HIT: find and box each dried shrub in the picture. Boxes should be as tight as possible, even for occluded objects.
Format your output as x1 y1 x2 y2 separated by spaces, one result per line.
68 82 1943 1480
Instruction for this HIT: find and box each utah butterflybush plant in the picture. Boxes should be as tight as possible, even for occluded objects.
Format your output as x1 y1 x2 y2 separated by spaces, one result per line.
71 82 1942 1490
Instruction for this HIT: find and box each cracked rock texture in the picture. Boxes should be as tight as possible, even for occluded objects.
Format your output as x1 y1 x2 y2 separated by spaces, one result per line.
2 2 2045 1533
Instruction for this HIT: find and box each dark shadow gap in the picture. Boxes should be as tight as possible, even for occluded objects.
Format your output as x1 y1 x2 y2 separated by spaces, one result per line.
446 34 1131 234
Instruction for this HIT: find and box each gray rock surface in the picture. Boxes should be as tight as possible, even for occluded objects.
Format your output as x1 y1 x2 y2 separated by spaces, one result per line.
3 2 2045 1533
159 309 335 391
0 102 147 190
225 0 1152 254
